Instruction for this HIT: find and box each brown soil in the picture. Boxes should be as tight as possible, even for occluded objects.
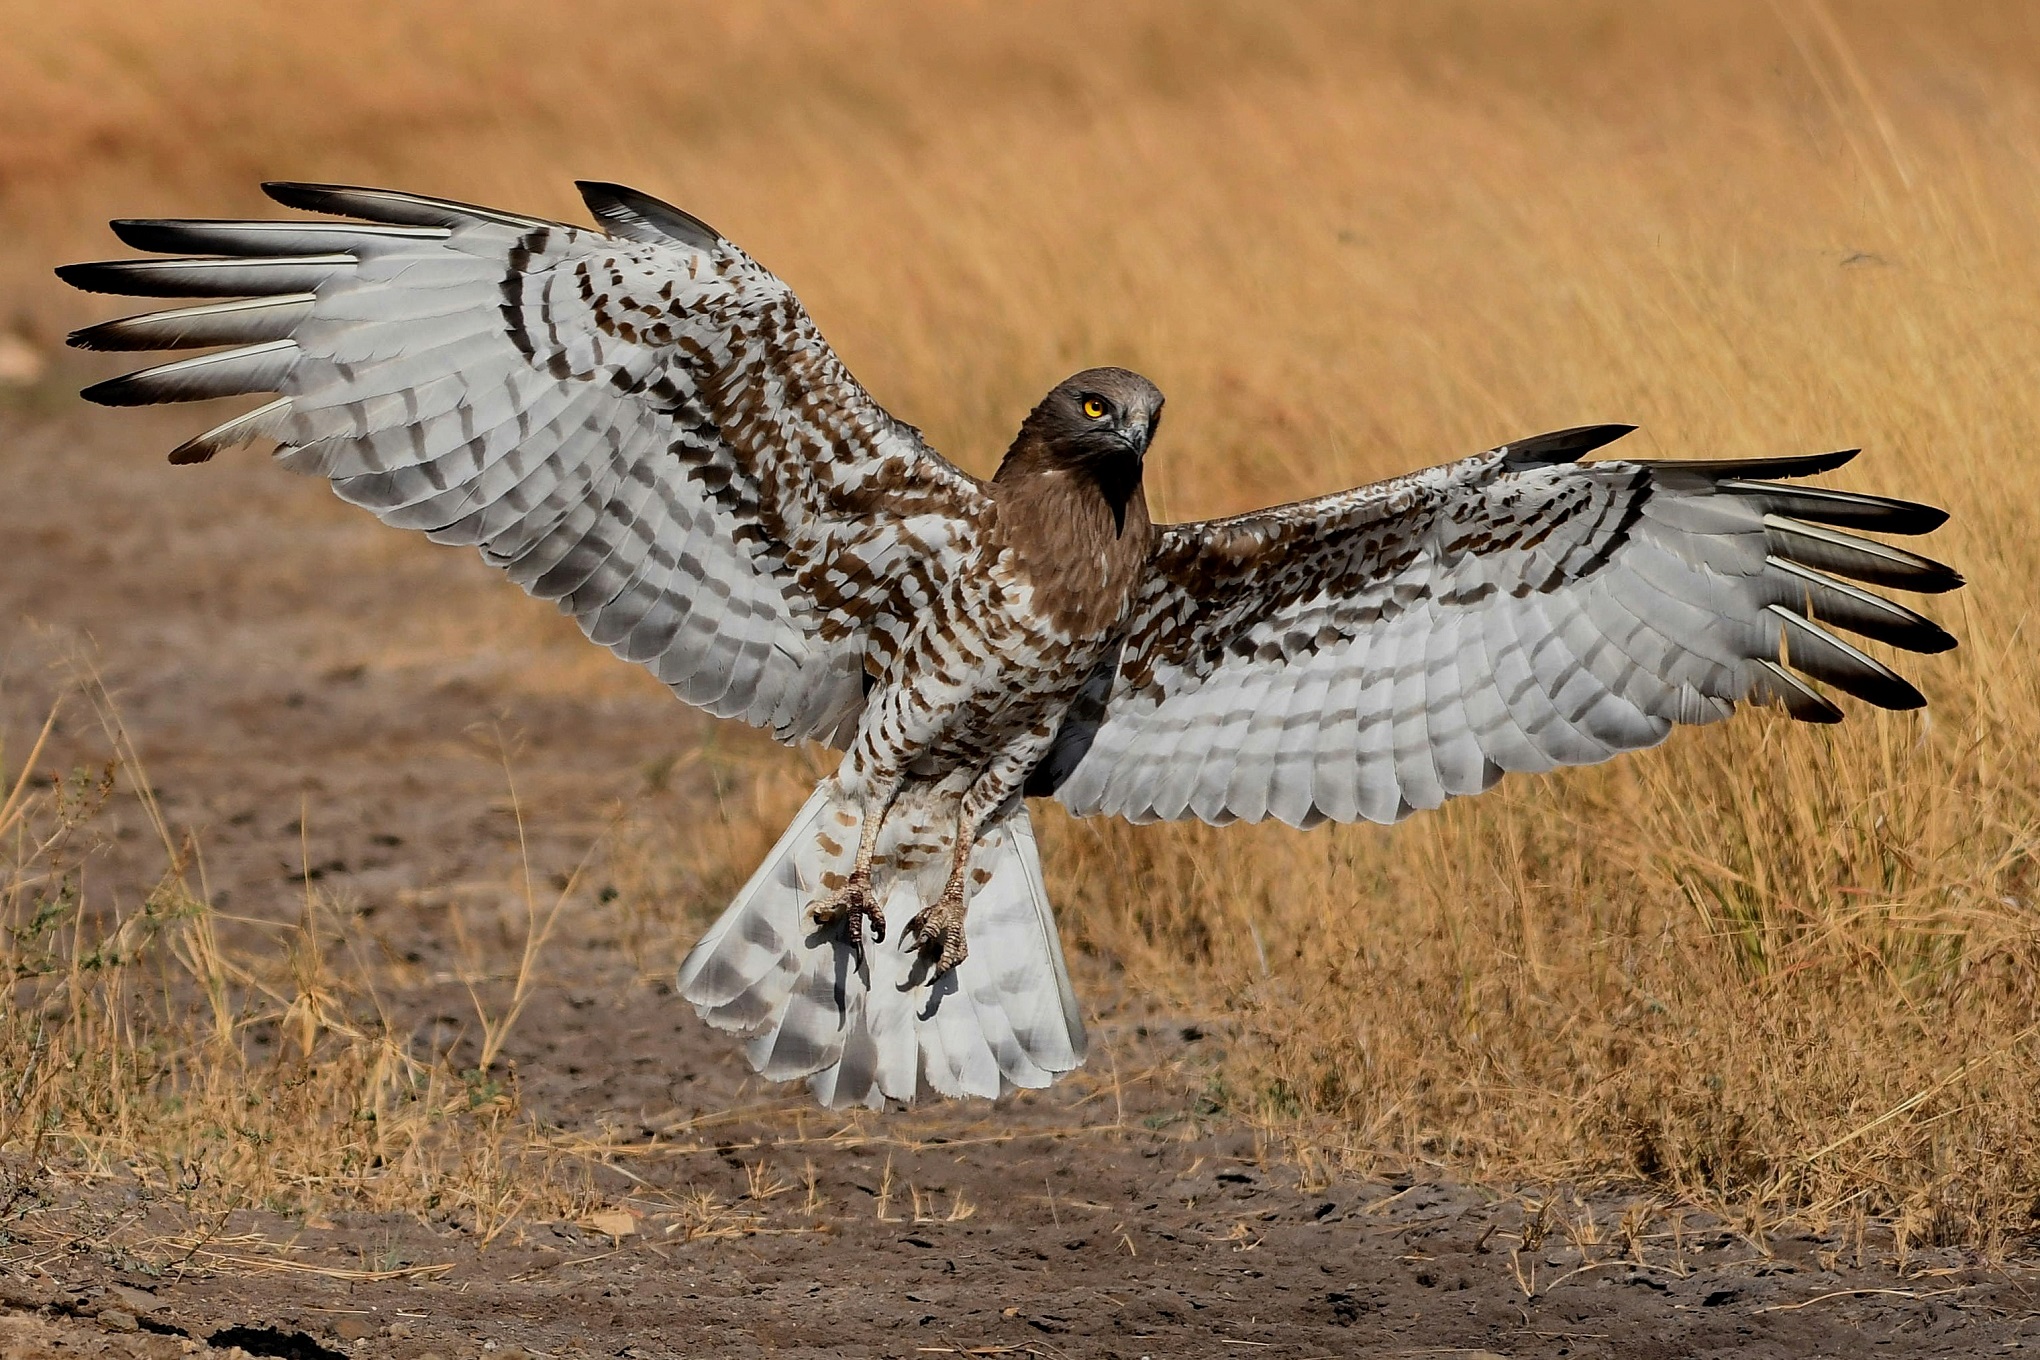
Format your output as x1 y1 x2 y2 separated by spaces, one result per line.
2 378 2035 1359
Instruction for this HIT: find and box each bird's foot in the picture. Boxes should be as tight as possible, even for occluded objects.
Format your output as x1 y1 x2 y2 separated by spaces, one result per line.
812 870 885 948
903 889 969 976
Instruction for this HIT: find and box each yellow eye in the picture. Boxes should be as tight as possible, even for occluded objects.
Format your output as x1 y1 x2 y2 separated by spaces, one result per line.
1082 397 1108 419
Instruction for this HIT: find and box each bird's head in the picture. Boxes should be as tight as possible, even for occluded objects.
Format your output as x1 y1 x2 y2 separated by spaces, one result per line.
999 367 1164 483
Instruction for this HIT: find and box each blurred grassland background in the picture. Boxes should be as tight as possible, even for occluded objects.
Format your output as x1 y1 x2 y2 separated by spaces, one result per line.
4 0 2040 1250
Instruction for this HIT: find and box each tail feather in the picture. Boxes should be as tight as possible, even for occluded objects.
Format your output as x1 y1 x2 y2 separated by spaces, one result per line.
677 802 825 1015
677 781 1087 1108
997 814 1087 1071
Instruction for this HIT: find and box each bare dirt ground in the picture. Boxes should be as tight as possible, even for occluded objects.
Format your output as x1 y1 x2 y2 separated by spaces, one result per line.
3 379 2036 1359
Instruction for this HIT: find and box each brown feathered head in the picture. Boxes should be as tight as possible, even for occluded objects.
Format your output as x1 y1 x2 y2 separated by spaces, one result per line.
997 366 1164 482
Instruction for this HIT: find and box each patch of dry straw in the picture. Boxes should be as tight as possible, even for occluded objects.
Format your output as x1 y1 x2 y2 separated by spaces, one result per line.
0 680 605 1241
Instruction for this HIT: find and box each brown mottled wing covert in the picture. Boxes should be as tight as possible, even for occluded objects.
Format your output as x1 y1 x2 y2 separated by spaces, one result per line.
61 181 989 747
1049 425 1961 827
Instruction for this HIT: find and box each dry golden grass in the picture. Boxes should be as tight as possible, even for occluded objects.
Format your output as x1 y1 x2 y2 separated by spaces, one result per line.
0 678 613 1242
5 1 2040 1248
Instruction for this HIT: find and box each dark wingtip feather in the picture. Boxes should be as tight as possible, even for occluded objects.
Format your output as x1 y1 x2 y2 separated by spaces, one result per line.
1501 423 1637 469
1914 622 1959 654
1654 448 1861 480
107 218 281 255
262 181 423 223
1829 605 1959 654
576 181 723 252
1781 447 1862 477
1721 480 1950 535
1877 679 1928 710
1749 659 1845 723
1906 504 1950 535
1768 518 1965 595
79 373 149 407
55 261 136 296
263 180 558 231
261 181 351 213
1893 557 1965 595
108 219 184 253
1829 665 1927 711
1771 608 1929 710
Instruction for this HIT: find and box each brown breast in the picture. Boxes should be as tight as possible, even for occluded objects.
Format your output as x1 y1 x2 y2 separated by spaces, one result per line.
991 466 1153 638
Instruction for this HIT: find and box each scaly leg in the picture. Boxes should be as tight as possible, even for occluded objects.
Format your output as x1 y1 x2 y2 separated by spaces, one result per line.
903 825 975 975
810 778 900 950
903 756 1036 977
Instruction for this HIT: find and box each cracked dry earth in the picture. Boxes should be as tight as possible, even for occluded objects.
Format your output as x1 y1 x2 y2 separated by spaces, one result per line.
4 389 2039 1359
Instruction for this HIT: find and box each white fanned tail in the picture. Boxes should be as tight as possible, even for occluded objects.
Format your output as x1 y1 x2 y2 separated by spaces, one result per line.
676 783 1087 1108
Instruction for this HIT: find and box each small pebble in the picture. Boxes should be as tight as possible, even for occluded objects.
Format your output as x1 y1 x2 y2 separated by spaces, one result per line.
108 1284 160 1313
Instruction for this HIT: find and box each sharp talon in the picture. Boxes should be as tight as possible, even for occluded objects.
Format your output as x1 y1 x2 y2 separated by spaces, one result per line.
904 894 969 976
812 874 884 950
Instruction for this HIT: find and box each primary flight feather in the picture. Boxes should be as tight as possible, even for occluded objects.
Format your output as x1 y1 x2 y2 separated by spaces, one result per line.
61 180 1962 1107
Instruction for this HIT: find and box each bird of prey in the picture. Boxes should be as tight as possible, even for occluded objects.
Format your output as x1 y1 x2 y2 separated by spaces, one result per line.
61 181 1962 1108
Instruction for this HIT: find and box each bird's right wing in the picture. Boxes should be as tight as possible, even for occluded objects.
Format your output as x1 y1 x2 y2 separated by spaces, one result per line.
61 181 991 748
1043 425 1961 827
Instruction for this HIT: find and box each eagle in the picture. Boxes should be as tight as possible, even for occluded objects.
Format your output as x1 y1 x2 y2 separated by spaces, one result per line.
61 181 1962 1108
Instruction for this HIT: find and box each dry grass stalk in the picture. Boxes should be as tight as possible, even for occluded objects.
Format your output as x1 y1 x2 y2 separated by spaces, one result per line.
0 677 603 1237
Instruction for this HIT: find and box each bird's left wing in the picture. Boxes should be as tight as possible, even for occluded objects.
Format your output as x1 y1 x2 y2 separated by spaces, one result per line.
61 181 990 748
1042 425 1961 827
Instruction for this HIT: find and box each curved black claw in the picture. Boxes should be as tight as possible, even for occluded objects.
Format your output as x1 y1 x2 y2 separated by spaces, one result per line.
812 871 885 951
903 893 968 977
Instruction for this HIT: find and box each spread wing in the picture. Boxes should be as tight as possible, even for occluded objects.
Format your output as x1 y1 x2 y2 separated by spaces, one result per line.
61 181 990 747
1045 424 1961 827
